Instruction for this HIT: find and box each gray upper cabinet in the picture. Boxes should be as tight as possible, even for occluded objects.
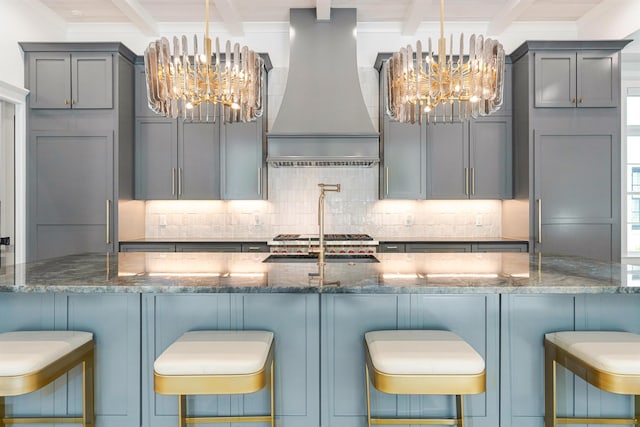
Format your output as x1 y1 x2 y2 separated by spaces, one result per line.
27 52 113 109
135 119 219 200
534 50 619 108
134 57 270 201
426 122 469 199
221 118 266 200
375 55 512 201
469 117 512 199
21 42 136 261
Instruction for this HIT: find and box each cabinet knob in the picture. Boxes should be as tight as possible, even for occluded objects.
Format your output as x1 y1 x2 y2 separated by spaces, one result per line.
571 98 576 104
64 99 69 105
578 98 583 104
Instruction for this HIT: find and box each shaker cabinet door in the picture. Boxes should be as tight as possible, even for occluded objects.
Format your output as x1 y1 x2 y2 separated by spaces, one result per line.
221 119 265 200
381 118 426 199
135 118 178 200
577 51 619 107
534 52 576 108
470 117 512 199
178 121 220 199
28 53 71 109
426 122 468 199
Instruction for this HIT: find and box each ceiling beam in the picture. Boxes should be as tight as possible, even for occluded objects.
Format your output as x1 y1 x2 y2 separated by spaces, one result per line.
212 0 244 36
487 0 535 36
109 0 158 36
316 0 331 21
577 0 640 40
402 0 434 37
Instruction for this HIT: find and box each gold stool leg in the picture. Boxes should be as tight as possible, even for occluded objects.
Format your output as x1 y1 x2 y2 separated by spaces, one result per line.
365 365 372 427
545 345 557 427
456 395 465 427
270 359 275 427
178 395 187 427
0 396 5 427
83 351 95 427
635 395 639 427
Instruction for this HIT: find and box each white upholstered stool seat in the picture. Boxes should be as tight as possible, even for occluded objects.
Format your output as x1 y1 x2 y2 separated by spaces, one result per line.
154 330 275 427
544 331 640 427
364 330 486 427
0 330 95 426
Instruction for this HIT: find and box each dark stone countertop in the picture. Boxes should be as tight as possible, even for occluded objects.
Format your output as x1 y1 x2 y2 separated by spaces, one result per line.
0 252 637 294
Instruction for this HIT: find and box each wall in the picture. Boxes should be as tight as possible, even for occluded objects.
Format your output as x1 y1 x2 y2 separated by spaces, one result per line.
0 0 66 89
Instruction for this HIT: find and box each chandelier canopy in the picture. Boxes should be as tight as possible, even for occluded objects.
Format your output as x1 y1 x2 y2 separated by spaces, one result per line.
143 0 264 123
385 0 505 124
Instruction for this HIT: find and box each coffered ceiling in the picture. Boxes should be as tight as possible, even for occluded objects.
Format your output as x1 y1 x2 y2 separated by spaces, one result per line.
34 0 634 38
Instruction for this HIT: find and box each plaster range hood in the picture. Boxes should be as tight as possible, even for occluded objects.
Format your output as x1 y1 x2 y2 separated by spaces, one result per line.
267 8 379 167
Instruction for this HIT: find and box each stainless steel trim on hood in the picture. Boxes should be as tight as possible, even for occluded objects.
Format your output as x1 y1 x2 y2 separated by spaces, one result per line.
267 8 379 167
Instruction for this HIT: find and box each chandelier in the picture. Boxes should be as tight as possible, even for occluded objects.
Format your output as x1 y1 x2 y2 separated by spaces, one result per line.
143 0 264 123
385 0 505 124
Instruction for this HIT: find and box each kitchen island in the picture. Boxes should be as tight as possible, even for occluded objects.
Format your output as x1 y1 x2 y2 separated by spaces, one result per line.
1 252 639 427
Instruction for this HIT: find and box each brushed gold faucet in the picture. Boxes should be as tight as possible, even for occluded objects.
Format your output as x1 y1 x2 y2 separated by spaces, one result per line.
317 183 341 268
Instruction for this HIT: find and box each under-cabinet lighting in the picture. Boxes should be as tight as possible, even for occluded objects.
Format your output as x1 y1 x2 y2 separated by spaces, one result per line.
383 273 420 279
148 272 221 277
426 273 499 278
227 273 265 278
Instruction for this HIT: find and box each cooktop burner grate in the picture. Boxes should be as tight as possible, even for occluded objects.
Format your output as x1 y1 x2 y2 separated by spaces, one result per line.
273 234 373 241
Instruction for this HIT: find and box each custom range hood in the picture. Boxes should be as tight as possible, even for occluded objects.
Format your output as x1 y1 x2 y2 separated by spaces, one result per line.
267 8 379 167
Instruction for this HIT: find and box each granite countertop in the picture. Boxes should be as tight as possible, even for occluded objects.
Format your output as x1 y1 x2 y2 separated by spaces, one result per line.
0 252 637 294
120 237 272 243
121 237 528 244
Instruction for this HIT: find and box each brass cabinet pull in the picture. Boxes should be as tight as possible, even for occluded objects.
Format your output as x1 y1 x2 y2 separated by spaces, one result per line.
464 168 469 196
571 98 576 104
71 99 76 106
385 167 389 195
64 99 69 105
386 245 398 249
178 168 183 196
257 167 262 195
537 198 542 244
471 167 475 196
247 246 261 251
106 200 112 245
171 168 176 196
579 97 583 104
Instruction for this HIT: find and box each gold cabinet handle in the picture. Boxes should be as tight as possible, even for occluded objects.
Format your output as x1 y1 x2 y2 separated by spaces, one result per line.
64 99 69 105
257 167 262 195
106 200 112 245
385 167 389 195
178 168 183 196
71 99 76 106
386 245 398 249
171 168 176 196
471 167 475 196
247 246 261 251
571 98 576 104
464 167 469 196
578 97 583 104
537 198 542 244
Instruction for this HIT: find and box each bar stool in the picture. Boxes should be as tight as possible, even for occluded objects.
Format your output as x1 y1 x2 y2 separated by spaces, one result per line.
364 330 486 427
154 330 275 427
0 330 94 426
545 331 640 427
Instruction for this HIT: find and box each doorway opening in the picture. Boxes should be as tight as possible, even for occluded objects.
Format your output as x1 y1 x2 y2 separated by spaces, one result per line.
0 100 15 267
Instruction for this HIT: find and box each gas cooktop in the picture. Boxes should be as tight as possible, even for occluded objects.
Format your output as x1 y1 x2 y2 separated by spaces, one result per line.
273 234 374 241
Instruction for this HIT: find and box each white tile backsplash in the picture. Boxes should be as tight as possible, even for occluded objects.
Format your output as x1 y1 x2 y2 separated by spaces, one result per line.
145 168 502 239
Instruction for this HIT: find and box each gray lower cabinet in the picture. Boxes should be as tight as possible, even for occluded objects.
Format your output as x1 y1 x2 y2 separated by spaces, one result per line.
135 119 219 200
29 132 114 260
321 294 499 427
142 293 319 427
119 242 269 252
26 51 113 109
380 242 528 253
0 293 140 427
500 294 640 427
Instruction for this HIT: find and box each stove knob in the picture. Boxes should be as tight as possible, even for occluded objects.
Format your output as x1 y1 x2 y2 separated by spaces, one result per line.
272 250 278 253
282 250 287 254
329 250 336 253
359 250 365 253
296 250 303 253
339 250 346 254
368 249 374 253
348 250 355 254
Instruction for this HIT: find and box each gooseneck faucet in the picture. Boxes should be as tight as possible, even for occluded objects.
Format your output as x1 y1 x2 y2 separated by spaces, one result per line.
317 183 341 267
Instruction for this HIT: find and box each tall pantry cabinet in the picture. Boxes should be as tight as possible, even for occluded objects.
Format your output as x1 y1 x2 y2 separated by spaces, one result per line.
511 40 630 262
21 43 136 261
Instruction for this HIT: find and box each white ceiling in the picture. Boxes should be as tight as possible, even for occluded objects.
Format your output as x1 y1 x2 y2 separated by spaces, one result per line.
33 0 637 38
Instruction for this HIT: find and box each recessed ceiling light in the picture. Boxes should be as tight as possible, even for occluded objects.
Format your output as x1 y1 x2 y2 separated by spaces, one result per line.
70 9 83 17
